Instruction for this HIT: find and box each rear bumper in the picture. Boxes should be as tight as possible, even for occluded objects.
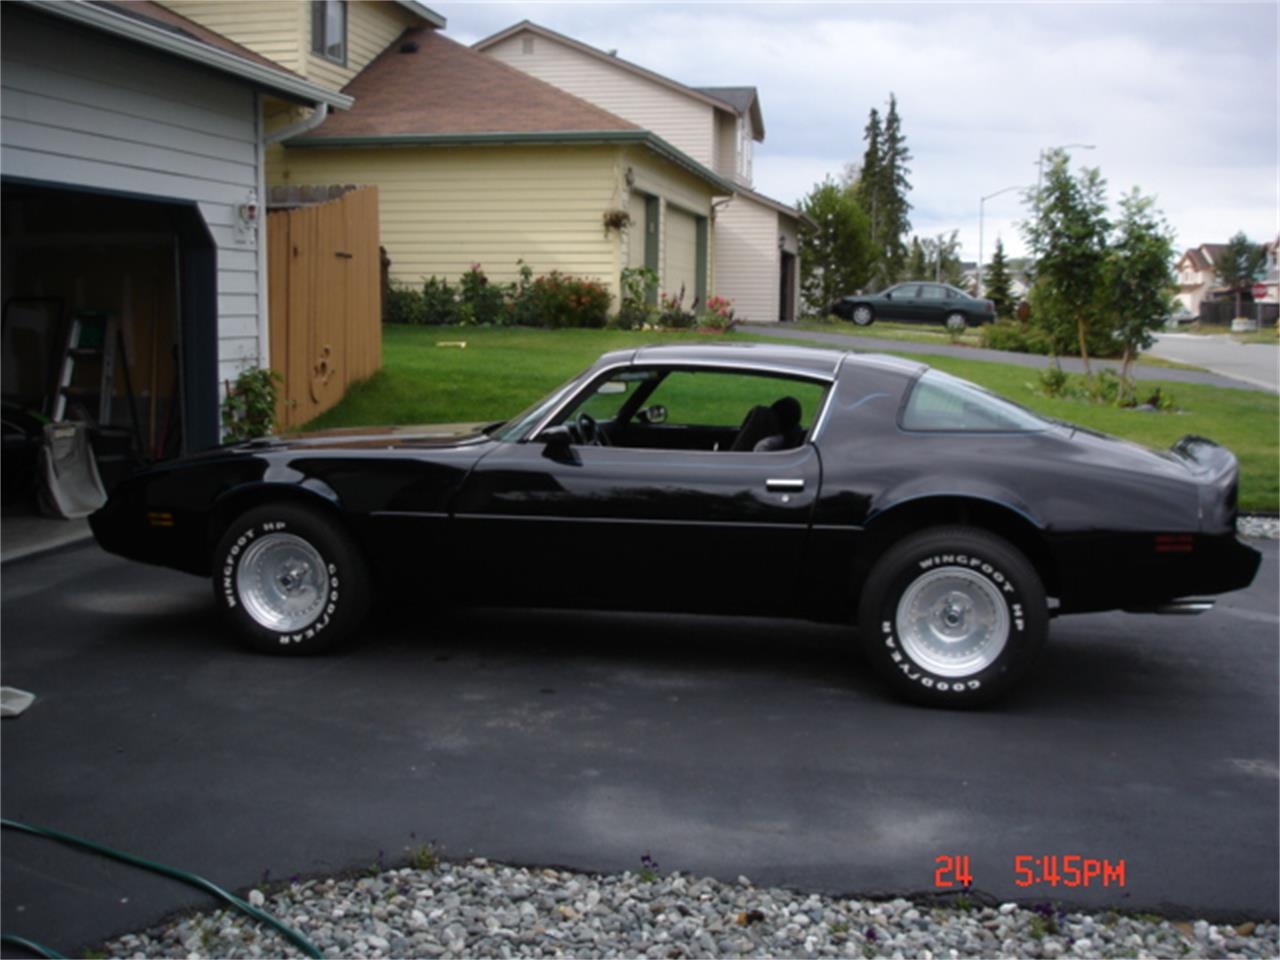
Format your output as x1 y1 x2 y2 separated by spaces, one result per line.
1050 531 1262 614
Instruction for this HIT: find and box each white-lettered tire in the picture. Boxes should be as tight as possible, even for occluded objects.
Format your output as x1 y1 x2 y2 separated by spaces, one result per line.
858 526 1047 707
213 503 371 655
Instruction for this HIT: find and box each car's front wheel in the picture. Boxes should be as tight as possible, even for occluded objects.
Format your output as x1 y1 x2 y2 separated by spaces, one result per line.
213 503 371 655
858 527 1047 707
851 304 875 326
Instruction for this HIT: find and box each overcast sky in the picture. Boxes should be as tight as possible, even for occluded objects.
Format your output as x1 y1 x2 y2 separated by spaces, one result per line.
440 1 1278 266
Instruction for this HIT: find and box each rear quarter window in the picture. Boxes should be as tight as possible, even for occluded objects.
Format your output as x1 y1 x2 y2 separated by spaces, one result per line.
901 370 1047 432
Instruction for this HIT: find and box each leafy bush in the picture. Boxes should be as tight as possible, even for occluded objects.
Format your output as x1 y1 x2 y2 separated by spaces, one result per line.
526 272 611 328
385 284 426 325
614 266 658 330
508 260 539 328
698 294 735 332
1036 365 1176 411
222 367 282 441
458 264 506 326
421 277 459 325
980 320 1053 355
659 287 697 329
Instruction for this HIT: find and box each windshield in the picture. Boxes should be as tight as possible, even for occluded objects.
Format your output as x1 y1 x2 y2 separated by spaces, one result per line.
494 371 590 442
901 369 1049 432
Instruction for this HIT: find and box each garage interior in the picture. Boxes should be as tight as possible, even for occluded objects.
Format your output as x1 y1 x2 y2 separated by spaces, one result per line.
2 180 216 551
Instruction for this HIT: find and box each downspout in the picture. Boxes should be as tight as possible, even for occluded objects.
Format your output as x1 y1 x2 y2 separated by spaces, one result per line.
265 102 330 145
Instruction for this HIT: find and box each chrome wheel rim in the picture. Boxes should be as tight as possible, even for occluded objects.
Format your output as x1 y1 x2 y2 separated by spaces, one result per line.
896 568 1008 677
853 306 873 326
236 533 330 632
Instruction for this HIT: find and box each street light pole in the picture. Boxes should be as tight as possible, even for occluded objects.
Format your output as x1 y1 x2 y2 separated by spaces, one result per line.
978 184 1025 298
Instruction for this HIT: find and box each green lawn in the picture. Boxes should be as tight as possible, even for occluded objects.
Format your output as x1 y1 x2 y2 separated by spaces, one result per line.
305 324 1278 512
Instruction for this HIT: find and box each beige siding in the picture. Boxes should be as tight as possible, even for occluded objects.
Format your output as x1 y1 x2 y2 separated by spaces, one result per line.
306 1 418 89
664 206 698 305
484 34 716 168
624 146 714 302
714 194 779 323
273 143 623 297
161 1 306 74
162 1 417 90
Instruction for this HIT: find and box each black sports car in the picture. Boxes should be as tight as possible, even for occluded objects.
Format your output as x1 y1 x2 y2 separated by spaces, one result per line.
830 282 996 327
90 344 1260 707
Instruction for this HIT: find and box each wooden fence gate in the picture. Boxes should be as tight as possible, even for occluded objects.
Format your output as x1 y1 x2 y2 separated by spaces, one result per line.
267 186 381 429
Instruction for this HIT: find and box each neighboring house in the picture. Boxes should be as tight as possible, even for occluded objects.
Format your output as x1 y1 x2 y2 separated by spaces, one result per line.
1173 243 1228 315
1 0 349 452
163 3 729 308
1260 235 1279 304
474 20 808 323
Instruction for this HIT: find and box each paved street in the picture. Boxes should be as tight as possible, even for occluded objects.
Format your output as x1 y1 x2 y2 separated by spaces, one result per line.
1149 333 1279 393
743 323 1277 393
2 542 1277 955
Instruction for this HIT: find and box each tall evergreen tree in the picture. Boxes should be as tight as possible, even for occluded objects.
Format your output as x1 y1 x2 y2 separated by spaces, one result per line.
984 238 1015 319
878 94 913 282
905 236 928 280
854 108 883 243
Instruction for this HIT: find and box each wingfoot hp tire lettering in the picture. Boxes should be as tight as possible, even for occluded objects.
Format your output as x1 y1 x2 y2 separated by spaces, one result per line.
859 527 1048 707
213 503 370 655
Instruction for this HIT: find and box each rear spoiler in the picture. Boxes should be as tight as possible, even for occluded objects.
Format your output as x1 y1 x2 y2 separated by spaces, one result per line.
1170 435 1239 532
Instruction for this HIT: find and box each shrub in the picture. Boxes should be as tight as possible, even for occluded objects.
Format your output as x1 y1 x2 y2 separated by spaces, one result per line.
697 294 735 332
526 271 611 328
421 277 459 325
614 266 658 330
385 284 426 325
659 287 697 329
221 367 282 441
980 320 1053 355
508 260 538 327
458 264 506 325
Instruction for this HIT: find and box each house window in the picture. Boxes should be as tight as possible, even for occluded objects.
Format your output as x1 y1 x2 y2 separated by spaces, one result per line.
311 0 346 65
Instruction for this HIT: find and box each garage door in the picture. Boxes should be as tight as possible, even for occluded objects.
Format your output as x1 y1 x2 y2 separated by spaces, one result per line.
665 206 698 305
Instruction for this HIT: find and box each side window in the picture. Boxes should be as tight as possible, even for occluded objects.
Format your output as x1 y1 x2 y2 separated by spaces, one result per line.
311 0 347 64
902 370 1048 432
918 285 946 301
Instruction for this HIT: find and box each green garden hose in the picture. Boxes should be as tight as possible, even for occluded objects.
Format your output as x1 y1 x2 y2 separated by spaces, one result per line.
0 819 321 958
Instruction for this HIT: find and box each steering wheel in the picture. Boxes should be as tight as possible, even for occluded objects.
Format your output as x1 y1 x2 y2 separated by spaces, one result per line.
576 412 610 446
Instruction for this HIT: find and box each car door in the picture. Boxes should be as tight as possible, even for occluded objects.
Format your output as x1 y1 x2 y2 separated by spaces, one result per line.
880 283 916 320
450 367 827 615
915 284 948 322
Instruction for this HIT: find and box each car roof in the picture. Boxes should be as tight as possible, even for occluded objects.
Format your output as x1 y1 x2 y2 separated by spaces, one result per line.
594 342 925 383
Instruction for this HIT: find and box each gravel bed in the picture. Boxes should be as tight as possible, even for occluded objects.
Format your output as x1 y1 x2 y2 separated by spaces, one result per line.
1238 514 1279 540
102 860 1279 960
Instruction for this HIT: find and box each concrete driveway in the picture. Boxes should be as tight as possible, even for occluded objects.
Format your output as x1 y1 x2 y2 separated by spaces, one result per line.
2 542 1277 955
1148 333 1279 393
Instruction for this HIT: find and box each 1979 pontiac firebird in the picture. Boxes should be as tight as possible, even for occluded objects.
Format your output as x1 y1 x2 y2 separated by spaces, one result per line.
90 344 1261 707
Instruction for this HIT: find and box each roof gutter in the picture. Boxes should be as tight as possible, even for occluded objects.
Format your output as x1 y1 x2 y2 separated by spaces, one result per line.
23 0 353 110
289 129 737 195
265 103 330 145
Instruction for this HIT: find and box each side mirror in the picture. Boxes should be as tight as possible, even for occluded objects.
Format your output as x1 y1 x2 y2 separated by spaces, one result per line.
640 404 668 425
537 425 573 446
884 291 894 300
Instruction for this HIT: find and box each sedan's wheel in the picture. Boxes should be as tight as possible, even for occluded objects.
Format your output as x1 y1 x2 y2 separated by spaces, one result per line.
213 503 371 655
851 304 875 326
944 312 968 333
858 526 1047 707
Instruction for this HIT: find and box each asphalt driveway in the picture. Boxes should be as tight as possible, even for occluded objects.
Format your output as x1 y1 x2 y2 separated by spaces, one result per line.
2 542 1277 954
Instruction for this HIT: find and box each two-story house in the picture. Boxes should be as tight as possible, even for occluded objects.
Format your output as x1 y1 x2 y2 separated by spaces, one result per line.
162 1 732 309
474 20 808 323
1173 243 1228 315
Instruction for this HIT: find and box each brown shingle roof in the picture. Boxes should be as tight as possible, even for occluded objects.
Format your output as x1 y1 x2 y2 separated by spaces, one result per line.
301 27 639 140
97 1 306 79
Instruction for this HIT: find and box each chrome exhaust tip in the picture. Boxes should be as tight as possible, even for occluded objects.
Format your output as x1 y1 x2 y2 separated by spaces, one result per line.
1129 600 1216 615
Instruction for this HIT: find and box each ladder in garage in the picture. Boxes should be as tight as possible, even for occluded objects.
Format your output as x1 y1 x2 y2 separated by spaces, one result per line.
53 311 118 424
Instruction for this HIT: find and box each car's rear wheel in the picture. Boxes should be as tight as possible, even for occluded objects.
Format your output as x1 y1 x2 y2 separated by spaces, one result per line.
858 526 1047 707
851 304 875 326
213 503 371 655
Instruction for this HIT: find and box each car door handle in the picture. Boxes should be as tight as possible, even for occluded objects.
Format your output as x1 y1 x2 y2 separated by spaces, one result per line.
766 478 805 492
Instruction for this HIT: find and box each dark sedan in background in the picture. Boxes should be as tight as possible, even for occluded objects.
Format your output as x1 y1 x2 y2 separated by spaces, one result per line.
831 282 996 327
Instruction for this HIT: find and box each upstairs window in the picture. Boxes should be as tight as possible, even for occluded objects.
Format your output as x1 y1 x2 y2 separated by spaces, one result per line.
311 0 347 65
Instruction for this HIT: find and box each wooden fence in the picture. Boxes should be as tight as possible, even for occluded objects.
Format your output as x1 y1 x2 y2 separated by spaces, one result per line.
267 186 381 429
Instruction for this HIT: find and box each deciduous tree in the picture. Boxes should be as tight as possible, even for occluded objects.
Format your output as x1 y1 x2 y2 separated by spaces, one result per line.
1102 189 1176 393
798 178 875 316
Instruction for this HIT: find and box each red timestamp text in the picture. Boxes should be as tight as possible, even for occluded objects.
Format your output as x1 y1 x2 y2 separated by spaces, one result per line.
933 855 1126 889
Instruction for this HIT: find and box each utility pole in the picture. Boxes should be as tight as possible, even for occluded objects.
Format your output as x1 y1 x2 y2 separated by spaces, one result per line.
978 185 1025 297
